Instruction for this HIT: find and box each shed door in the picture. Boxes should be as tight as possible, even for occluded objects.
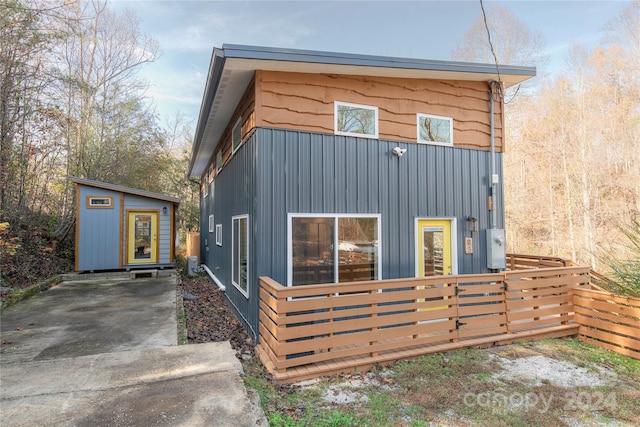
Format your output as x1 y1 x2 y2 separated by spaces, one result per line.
127 212 158 264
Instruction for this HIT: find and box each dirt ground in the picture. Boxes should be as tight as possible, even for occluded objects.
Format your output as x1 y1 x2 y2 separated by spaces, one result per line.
179 274 255 359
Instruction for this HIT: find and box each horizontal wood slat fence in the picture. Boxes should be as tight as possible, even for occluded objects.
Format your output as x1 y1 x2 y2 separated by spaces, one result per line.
257 266 592 383
573 288 640 360
507 253 611 292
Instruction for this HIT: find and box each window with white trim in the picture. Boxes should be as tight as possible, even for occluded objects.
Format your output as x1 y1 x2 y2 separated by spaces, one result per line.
335 101 378 139
208 215 214 233
417 113 453 146
216 151 223 172
289 214 380 286
87 196 113 208
232 117 243 153
216 224 222 246
232 215 249 297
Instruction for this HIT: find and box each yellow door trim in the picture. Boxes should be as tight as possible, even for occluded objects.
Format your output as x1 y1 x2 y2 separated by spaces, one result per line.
415 218 456 313
126 210 159 264
416 219 453 277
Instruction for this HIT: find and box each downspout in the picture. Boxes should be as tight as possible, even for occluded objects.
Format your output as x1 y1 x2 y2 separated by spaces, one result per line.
201 264 225 291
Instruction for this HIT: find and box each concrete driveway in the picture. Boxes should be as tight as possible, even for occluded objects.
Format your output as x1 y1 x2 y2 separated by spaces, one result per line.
0 273 262 426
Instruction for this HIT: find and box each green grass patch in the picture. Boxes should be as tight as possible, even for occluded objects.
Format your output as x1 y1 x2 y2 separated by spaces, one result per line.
243 341 640 426
0 274 62 311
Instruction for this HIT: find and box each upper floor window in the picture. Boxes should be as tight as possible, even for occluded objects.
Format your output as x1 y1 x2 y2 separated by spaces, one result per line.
335 101 378 139
417 113 453 146
232 117 243 153
216 151 223 172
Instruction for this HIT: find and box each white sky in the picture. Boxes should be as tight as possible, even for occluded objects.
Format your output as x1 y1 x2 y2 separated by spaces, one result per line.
110 0 630 131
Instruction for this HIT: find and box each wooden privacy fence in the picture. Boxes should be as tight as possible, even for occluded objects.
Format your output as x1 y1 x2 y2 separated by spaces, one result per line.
573 288 640 360
257 266 590 383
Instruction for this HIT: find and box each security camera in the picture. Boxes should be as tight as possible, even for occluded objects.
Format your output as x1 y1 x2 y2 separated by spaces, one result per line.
392 147 407 157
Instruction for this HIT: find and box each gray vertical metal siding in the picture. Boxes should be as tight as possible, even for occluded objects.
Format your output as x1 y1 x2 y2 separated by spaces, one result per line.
203 127 505 338
77 186 121 271
255 128 503 284
202 131 259 341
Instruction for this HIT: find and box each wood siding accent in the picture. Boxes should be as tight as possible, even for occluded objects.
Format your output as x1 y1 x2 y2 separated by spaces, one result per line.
204 77 257 182
256 70 503 151
257 266 590 383
574 288 640 360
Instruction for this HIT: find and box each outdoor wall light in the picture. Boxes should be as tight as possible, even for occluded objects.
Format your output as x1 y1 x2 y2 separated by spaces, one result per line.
163 206 168 215
392 147 407 157
466 215 478 233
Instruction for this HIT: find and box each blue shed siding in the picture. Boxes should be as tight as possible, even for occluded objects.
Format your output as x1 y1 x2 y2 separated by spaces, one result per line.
77 187 121 271
202 127 504 339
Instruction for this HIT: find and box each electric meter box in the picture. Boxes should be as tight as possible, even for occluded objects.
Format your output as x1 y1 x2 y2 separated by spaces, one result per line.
486 228 506 269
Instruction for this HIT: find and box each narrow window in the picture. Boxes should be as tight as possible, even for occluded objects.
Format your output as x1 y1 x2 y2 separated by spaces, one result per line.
290 215 380 286
232 117 243 153
232 215 249 297
417 113 453 146
216 151 223 172
216 224 222 246
203 175 209 198
335 101 378 139
87 196 113 208
208 215 214 233
208 164 214 183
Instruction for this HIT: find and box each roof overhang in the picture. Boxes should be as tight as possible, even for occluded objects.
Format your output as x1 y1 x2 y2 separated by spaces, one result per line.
188 44 537 177
71 177 180 204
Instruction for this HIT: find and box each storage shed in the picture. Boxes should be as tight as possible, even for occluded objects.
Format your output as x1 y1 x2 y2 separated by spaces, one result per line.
72 177 180 272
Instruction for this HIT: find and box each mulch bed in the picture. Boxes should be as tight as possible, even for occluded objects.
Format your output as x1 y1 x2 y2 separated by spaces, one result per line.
179 275 255 360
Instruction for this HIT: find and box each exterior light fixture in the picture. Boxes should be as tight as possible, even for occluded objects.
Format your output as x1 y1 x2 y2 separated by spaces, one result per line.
466 215 478 233
163 206 168 215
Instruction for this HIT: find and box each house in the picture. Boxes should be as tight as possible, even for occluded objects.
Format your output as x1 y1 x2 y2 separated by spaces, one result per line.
72 177 179 272
188 45 535 341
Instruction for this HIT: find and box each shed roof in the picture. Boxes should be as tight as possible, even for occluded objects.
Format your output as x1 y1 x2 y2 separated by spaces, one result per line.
71 177 180 203
189 44 537 177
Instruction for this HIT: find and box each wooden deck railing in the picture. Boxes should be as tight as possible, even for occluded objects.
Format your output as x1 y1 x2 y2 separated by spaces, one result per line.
257 266 591 383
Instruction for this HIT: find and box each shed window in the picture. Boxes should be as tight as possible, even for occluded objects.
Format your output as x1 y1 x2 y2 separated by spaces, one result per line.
208 215 214 233
232 215 249 297
289 214 380 286
87 196 113 208
417 113 453 146
335 101 378 139
232 117 243 153
203 178 208 198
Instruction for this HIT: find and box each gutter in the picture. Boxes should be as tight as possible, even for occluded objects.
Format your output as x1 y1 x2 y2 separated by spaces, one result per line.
201 264 225 291
187 47 227 177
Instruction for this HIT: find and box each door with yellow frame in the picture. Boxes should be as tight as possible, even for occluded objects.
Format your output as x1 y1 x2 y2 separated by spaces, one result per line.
127 211 158 264
417 219 453 277
416 219 454 312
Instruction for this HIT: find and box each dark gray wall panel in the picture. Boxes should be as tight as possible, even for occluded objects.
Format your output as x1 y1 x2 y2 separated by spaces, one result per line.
255 128 504 286
203 127 505 338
